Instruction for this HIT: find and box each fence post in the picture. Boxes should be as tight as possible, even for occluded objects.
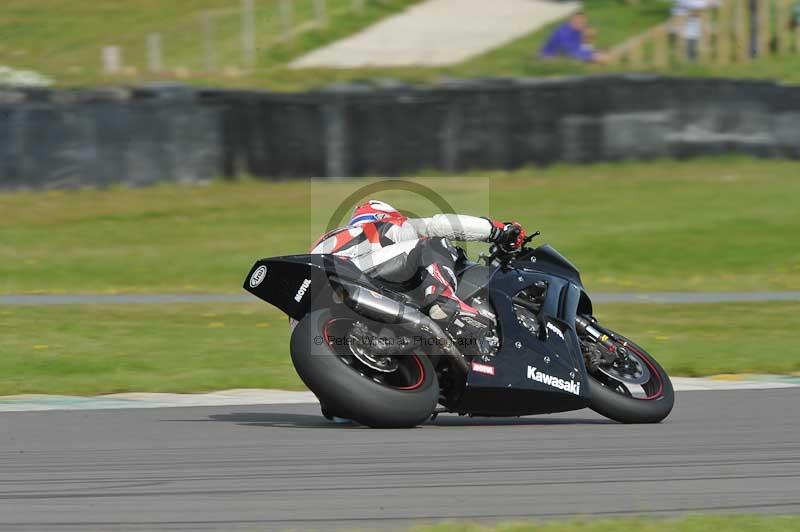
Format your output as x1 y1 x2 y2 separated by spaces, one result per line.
242 0 256 68
102 46 123 74
736 0 750 61
716 0 731 64
201 11 217 71
674 16 689 62
654 24 669 68
146 33 163 73
280 0 293 43
756 0 770 56
699 9 712 61
314 0 327 28
775 0 788 53
794 16 800 54
777 0 790 53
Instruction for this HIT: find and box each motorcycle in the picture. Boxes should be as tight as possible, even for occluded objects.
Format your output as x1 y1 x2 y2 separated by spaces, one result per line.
244 233 674 428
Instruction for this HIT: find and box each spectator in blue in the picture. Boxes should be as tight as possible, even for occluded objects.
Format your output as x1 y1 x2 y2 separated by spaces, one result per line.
539 11 609 63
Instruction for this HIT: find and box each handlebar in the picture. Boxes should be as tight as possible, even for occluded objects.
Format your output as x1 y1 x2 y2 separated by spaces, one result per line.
483 230 541 267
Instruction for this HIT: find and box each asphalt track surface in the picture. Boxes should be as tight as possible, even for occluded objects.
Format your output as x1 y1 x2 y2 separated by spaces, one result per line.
2 291 800 305
1 389 799 531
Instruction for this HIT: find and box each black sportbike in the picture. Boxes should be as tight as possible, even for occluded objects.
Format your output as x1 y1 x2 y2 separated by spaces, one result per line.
244 234 674 427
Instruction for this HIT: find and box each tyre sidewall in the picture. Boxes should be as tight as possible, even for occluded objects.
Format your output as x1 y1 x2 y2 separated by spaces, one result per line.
588 339 675 424
291 309 439 428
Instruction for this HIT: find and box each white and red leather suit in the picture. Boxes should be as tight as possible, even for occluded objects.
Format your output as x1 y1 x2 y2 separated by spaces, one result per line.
311 200 516 319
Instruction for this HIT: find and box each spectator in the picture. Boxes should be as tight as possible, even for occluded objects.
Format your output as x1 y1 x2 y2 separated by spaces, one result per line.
539 12 609 64
672 0 719 61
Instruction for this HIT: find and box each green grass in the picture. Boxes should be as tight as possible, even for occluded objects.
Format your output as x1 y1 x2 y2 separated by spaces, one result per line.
0 0 800 91
2 157 800 295
3 157 799 394
412 515 800 532
0 302 299 395
0 0 422 87
596 301 800 377
1 301 798 395
4 0 800 90
206 0 673 92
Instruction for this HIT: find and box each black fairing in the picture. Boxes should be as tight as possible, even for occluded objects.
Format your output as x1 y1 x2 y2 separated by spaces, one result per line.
244 254 377 321
455 265 591 416
513 244 593 317
518 244 583 287
455 263 495 301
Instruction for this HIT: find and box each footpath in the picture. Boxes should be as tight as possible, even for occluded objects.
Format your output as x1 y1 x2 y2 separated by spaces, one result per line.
291 0 580 68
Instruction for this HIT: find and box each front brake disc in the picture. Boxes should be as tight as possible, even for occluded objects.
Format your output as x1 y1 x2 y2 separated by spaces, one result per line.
596 349 651 385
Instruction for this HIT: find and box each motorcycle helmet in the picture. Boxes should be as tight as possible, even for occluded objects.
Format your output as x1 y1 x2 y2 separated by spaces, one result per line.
349 200 403 226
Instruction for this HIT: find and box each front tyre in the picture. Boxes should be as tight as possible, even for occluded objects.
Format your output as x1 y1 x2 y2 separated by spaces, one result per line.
587 331 674 424
290 309 439 428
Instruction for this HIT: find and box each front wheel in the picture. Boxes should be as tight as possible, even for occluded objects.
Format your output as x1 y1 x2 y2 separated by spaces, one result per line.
290 309 440 428
586 329 674 424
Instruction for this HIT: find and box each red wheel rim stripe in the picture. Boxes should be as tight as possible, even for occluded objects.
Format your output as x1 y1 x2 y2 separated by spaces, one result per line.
626 343 664 400
323 318 426 391
395 355 426 391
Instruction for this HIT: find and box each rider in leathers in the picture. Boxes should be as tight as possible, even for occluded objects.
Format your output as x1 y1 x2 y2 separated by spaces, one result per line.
311 200 526 327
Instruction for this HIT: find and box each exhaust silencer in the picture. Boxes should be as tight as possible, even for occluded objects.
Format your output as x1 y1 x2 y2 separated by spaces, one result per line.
337 280 469 375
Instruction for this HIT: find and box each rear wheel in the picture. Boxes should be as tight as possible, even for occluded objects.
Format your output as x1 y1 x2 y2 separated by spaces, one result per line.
585 329 674 423
290 309 439 428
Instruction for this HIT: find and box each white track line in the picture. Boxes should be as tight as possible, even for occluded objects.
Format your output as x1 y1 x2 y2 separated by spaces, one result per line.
0 378 797 413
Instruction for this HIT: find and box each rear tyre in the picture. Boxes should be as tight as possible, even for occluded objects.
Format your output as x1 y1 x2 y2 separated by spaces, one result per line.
587 332 674 424
291 309 439 428
320 403 336 421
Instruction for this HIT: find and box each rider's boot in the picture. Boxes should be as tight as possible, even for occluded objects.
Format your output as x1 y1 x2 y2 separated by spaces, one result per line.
422 263 494 337
426 295 495 356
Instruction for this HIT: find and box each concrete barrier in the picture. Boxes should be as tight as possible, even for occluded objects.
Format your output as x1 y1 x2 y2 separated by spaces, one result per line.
1 75 799 189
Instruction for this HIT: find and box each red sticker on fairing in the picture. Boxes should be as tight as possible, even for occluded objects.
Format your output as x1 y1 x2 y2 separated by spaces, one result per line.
471 362 496 376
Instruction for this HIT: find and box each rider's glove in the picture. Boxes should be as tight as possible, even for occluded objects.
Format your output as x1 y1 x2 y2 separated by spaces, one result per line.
486 219 526 252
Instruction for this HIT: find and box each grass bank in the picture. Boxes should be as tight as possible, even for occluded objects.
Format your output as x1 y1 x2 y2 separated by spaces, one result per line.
0 0 422 88
4 1 799 90
2 158 799 295
1 301 798 395
227 0 671 92
413 515 800 532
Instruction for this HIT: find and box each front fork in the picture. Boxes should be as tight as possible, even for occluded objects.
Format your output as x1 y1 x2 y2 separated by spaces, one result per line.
575 315 626 369
575 315 615 349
